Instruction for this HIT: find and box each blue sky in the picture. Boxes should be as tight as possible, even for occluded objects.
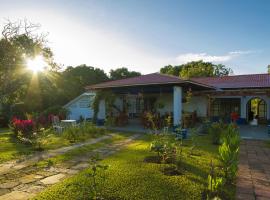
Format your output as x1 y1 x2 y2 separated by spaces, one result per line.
0 0 270 74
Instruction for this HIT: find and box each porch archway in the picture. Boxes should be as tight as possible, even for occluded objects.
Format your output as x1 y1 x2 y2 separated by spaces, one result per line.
246 97 267 124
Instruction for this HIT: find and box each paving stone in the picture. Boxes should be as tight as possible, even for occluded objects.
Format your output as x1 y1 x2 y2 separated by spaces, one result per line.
71 163 89 170
0 181 20 189
256 196 270 200
236 140 270 200
0 190 34 200
40 173 66 185
0 188 9 196
0 133 140 199
12 164 27 170
66 169 79 175
24 185 45 194
34 175 43 179
36 171 56 177
236 193 255 200
0 164 13 175
255 188 270 198
13 184 28 191
19 174 37 184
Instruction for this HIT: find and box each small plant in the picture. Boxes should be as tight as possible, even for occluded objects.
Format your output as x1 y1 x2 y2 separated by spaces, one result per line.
150 135 177 163
206 160 224 199
218 142 238 182
208 122 226 145
32 132 44 151
218 124 240 183
62 126 79 142
175 144 184 172
62 122 106 142
150 137 165 158
87 154 109 200
45 159 54 168
162 141 177 163
146 112 158 134
189 128 199 156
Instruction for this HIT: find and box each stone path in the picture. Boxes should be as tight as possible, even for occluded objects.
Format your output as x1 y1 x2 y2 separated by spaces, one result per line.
236 140 270 200
0 134 115 176
0 134 140 200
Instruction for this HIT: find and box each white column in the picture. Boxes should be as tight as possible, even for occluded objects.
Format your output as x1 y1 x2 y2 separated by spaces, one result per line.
97 99 106 120
173 86 182 126
266 97 270 120
240 97 246 119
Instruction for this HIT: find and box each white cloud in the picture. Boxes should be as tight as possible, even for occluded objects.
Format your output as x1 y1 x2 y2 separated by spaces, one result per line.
175 53 231 63
174 50 256 64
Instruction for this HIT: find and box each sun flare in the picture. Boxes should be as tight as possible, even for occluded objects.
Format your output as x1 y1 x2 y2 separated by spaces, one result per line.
26 56 47 73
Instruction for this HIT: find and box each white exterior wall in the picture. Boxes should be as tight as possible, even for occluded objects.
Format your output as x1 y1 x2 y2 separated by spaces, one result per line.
156 94 173 115
183 96 208 117
66 95 94 120
156 94 208 117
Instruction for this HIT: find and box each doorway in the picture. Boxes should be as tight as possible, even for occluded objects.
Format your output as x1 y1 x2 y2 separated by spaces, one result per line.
247 98 267 124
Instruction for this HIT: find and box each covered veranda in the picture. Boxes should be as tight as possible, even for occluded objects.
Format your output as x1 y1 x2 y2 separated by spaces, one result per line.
86 73 215 129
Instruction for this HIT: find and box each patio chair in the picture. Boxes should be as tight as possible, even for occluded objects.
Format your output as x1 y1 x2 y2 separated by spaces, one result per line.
52 115 64 133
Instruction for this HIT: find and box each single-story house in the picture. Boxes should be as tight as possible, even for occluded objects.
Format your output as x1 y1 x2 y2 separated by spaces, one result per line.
64 92 95 120
83 73 270 127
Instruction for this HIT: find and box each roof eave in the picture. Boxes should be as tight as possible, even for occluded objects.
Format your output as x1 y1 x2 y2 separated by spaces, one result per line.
86 80 216 91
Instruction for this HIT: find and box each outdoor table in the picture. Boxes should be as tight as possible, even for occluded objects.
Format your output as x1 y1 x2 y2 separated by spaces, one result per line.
61 120 77 128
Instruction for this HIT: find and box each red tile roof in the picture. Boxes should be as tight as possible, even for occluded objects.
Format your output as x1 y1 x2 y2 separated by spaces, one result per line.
86 73 214 90
86 73 270 90
192 73 270 89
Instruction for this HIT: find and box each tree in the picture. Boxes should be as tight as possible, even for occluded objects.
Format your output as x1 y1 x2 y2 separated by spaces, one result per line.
109 67 141 80
160 61 233 78
213 64 233 77
0 19 56 106
57 65 109 105
180 61 215 78
160 65 182 76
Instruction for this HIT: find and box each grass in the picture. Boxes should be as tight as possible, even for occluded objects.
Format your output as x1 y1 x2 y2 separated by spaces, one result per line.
265 140 270 148
0 130 34 163
35 133 132 168
33 134 235 200
0 124 108 164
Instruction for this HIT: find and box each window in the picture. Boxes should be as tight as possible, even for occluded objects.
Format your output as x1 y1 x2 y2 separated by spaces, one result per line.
210 98 240 118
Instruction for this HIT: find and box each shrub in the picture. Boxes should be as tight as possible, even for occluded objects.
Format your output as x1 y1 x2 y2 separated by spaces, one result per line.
62 122 106 142
150 135 177 163
150 137 165 158
86 154 109 199
206 160 224 199
218 124 240 183
42 105 70 120
208 122 226 145
11 117 34 139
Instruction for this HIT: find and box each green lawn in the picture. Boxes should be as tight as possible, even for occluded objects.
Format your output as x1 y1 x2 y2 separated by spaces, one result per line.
35 133 132 168
33 134 235 200
0 130 34 163
0 126 107 164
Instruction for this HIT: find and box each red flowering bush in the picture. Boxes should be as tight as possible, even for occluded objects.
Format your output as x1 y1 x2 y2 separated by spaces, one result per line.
11 117 34 139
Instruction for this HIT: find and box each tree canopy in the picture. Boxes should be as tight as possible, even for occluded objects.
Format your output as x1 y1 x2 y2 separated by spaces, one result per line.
160 61 233 78
0 20 56 106
109 67 141 80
